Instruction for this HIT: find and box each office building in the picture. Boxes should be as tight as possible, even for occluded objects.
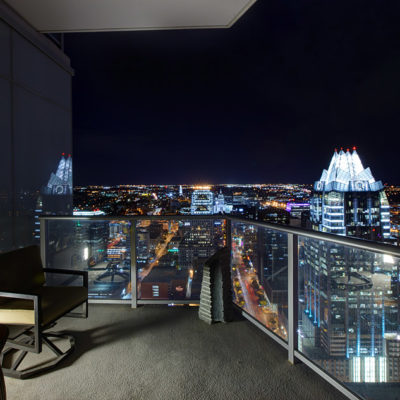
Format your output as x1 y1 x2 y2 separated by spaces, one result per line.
299 148 399 384
191 189 214 215
310 148 390 241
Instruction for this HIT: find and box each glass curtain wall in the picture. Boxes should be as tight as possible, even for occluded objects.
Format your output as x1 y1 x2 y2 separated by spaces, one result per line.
0 14 72 254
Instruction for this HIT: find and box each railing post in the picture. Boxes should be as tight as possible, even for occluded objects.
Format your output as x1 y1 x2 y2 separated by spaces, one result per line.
131 219 137 308
288 232 298 364
40 218 47 267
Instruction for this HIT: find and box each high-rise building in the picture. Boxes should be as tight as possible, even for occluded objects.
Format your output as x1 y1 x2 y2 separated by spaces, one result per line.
73 221 108 267
136 226 150 263
257 228 288 311
191 189 214 215
310 148 390 241
299 148 399 384
214 190 225 214
179 219 216 268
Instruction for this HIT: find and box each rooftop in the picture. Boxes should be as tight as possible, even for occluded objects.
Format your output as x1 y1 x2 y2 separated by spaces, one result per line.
315 149 384 192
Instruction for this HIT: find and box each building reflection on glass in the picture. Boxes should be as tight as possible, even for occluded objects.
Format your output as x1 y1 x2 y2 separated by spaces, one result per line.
33 153 73 242
46 219 131 300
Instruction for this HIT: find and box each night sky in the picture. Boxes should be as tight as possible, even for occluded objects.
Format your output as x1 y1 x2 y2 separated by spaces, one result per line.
64 0 400 186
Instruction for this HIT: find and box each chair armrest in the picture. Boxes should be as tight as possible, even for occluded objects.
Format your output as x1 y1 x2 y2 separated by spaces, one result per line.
42 268 88 288
0 291 40 301
0 291 42 325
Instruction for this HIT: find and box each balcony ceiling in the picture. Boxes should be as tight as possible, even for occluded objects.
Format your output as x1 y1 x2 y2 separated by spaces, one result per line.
4 0 257 33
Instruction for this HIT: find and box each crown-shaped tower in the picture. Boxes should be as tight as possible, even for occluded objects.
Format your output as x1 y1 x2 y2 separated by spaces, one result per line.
314 148 383 192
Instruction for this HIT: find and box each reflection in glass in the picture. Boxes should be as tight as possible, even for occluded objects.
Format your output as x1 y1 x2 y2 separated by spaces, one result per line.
298 236 400 398
136 219 225 301
0 27 72 254
231 222 288 341
46 219 131 300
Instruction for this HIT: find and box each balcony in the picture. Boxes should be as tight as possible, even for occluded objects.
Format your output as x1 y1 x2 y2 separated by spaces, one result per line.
4 215 400 400
5 303 347 400
1 1 399 399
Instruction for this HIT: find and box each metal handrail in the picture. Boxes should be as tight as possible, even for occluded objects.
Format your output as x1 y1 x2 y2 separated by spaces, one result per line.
40 215 400 257
228 216 400 257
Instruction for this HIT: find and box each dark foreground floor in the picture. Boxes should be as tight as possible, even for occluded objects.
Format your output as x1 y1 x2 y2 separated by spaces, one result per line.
5 304 347 400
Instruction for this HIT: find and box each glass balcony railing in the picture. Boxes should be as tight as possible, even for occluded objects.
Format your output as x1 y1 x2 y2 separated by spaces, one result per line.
42 216 226 303
135 218 225 302
44 218 132 300
231 221 288 341
297 235 400 399
40 215 400 400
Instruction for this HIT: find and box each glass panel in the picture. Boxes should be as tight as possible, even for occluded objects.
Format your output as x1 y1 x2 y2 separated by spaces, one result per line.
13 86 72 249
231 221 288 341
13 32 71 109
136 219 225 301
298 236 400 399
0 20 10 78
0 77 12 252
46 219 131 300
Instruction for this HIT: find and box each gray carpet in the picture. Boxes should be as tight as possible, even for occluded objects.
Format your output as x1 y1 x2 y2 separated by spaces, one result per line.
5 304 347 400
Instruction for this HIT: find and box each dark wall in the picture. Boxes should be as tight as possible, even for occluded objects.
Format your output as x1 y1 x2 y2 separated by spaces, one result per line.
0 10 73 252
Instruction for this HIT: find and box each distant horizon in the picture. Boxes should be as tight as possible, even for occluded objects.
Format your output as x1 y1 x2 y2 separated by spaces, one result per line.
73 181 400 188
74 182 313 187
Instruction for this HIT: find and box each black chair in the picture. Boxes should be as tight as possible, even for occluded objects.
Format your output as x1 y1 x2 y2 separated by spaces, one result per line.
0 246 88 379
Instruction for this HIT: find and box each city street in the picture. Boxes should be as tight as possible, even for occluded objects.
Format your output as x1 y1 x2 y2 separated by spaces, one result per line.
232 235 287 340
137 221 179 296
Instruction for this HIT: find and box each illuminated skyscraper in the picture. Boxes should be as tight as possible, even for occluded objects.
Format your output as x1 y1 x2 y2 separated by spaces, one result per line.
214 190 225 214
300 148 399 384
191 189 214 215
179 219 216 267
310 148 390 241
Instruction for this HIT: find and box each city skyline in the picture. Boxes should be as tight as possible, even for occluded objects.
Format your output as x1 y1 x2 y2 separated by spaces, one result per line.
68 148 397 187
64 1 400 186
2 3 400 398
70 147 397 187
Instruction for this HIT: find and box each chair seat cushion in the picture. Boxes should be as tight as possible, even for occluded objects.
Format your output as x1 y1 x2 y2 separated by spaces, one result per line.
0 286 88 326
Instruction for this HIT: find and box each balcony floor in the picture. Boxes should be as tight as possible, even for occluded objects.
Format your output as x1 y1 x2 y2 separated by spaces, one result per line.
5 304 347 400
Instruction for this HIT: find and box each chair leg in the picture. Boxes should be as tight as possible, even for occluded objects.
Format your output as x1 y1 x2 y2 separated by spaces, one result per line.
10 350 28 372
42 336 63 356
1 331 75 379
